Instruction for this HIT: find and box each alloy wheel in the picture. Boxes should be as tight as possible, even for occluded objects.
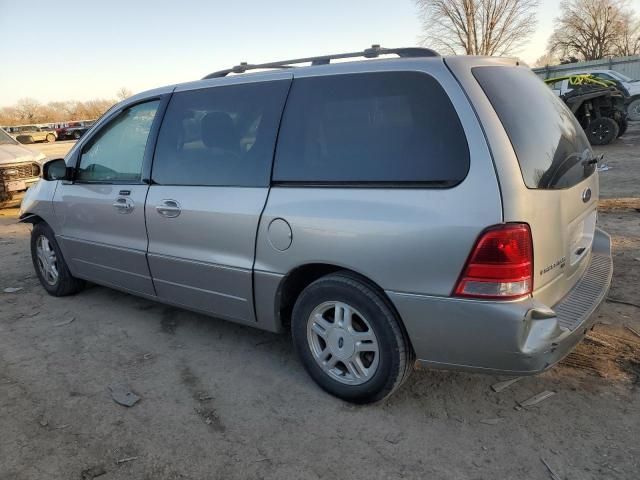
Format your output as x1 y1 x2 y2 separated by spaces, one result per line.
306 301 380 385
36 235 59 285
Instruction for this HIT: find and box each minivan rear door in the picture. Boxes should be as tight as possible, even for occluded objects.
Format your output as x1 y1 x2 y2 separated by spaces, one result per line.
145 74 292 324
447 59 599 307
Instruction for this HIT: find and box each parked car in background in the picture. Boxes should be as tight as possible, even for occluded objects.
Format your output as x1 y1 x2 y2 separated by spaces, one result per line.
560 69 640 121
19 46 613 403
65 124 93 140
7 125 57 144
0 128 45 207
56 120 96 140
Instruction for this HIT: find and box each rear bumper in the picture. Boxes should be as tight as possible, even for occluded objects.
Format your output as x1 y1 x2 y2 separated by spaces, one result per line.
388 228 613 375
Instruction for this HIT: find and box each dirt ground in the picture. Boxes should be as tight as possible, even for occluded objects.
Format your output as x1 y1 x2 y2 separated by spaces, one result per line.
1 127 639 480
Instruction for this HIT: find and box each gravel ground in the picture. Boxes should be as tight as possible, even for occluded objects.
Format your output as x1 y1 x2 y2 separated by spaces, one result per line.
1 125 639 480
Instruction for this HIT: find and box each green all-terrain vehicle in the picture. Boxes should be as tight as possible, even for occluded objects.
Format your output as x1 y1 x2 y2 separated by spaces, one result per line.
545 74 628 145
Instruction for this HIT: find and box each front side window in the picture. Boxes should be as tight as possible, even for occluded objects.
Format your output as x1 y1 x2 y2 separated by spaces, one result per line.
76 100 160 183
152 80 291 187
273 72 470 185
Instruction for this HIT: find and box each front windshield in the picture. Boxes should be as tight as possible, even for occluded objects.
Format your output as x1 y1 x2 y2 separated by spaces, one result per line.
0 128 17 145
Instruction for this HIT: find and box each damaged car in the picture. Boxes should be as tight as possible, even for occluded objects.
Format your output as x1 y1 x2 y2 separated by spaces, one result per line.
0 127 45 208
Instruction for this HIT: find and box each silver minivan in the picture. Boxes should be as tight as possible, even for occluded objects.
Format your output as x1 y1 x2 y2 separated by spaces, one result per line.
20 47 613 403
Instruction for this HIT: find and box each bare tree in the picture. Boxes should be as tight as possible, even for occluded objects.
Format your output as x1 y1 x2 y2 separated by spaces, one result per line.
548 0 639 60
14 98 43 123
81 99 115 119
613 15 640 56
0 106 20 126
116 87 132 102
534 51 560 67
415 0 539 56
0 98 116 126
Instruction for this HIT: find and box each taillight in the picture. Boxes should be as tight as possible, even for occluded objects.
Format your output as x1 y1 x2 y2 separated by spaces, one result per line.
454 223 533 300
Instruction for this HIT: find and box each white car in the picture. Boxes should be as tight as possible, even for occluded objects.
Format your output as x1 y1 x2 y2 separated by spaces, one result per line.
0 128 46 207
560 69 640 121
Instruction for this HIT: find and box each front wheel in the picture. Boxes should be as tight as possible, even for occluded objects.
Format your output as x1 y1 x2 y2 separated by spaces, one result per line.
31 222 85 296
73 130 82 140
291 272 413 403
46 133 56 143
586 117 619 145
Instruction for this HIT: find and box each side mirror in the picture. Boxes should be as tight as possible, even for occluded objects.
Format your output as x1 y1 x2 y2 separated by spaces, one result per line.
42 158 73 181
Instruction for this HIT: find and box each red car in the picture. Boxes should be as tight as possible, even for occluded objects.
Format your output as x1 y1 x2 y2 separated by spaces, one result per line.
56 120 95 140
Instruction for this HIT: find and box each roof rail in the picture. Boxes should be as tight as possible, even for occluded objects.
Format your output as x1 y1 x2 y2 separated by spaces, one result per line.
202 44 439 79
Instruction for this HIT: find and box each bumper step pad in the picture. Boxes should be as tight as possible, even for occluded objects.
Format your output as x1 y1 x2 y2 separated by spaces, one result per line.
555 254 613 331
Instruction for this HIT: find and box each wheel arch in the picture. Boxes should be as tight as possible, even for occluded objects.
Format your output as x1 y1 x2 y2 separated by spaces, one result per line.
19 212 44 225
273 263 414 350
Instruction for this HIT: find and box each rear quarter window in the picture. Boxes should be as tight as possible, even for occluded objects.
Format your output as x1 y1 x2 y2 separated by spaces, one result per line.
273 71 469 186
473 66 595 189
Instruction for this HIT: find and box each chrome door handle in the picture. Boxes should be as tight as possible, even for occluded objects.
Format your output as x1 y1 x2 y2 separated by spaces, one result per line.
113 197 134 214
156 199 181 218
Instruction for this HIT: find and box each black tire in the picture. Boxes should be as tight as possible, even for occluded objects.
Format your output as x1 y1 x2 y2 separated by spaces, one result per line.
617 118 628 137
31 222 84 296
291 271 413 404
46 133 56 143
586 117 619 145
73 130 82 140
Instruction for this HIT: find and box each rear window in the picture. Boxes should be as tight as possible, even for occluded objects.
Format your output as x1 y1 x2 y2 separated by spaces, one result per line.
273 72 469 185
473 66 595 189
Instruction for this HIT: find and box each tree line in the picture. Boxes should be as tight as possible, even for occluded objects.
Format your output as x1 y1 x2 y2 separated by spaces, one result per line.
0 88 132 127
416 0 640 66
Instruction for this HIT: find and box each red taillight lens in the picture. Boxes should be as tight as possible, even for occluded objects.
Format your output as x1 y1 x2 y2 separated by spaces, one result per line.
454 223 533 300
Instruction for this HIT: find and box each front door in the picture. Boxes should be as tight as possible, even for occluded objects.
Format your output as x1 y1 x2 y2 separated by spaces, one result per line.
145 76 291 323
53 100 162 296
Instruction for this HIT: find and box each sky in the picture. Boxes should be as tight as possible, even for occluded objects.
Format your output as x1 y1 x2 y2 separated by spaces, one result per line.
0 0 559 107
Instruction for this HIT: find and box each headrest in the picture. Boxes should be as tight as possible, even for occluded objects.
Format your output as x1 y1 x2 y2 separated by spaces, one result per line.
201 111 238 152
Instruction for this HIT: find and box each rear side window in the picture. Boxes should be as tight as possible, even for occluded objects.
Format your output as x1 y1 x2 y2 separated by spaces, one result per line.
152 80 290 187
473 66 594 189
273 72 469 185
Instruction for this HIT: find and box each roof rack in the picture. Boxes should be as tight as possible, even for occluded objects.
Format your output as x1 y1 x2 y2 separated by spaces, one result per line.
202 44 439 79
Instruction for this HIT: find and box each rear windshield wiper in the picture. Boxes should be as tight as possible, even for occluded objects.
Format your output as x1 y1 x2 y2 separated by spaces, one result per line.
582 154 604 166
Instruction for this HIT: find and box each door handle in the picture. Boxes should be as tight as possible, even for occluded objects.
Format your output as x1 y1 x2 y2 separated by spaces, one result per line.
113 197 134 214
156 199 181 218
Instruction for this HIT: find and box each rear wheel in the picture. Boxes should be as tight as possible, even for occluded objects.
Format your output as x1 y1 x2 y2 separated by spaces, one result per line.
291 272 413 403
586 117 619 145
31 222 84 296
73 130 82 140
46 133 56 143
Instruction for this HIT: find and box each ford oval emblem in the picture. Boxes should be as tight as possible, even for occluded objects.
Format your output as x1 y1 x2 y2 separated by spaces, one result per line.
582 188 592 203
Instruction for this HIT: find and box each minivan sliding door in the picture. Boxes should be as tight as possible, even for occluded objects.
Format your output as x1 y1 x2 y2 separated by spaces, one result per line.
145 76 292 324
